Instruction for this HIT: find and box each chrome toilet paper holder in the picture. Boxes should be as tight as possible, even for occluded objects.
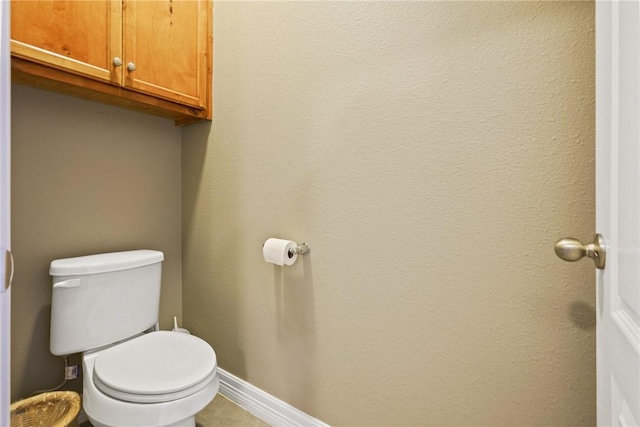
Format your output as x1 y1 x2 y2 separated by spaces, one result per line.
288 242 311 258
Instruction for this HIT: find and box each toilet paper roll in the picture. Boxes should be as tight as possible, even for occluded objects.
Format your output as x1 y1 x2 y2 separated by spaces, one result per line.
263 238 297 266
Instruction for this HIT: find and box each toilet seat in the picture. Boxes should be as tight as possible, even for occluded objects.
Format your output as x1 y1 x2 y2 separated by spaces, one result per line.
93 331 217 404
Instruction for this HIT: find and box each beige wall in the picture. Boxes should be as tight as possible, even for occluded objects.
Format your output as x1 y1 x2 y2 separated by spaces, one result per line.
182 1 596 425
10 85 183 400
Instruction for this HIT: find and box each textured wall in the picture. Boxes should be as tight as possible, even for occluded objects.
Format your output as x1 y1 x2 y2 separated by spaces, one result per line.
11 85 183 400
182 1 595 425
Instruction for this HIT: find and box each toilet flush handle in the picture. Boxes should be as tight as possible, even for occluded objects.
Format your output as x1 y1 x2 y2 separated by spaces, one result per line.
53 279 81 289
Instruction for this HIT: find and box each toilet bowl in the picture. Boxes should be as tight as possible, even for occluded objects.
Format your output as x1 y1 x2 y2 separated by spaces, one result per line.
49 250 219 427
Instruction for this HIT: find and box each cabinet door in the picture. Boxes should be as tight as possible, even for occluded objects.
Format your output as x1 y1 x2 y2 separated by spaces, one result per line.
11 0 122 85
123 0 209 108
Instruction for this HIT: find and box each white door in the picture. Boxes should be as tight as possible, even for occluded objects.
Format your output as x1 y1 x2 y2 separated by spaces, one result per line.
0 0 11 425
595 0 640 425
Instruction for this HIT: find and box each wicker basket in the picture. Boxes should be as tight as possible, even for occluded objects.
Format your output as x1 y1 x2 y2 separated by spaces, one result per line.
10 391 81 427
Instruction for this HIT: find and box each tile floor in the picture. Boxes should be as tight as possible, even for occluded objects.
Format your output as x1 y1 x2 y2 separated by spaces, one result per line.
80 394 269 427
196 394 269 427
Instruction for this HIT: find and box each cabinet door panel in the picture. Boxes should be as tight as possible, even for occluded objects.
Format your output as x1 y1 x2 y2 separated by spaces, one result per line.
123 0 208 108
11 0 122 84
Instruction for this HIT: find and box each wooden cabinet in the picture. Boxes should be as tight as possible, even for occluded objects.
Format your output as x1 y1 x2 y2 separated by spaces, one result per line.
11 0 212 125
11 1 122 85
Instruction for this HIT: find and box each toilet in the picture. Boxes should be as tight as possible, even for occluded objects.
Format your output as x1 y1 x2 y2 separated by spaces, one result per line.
49 250 219 427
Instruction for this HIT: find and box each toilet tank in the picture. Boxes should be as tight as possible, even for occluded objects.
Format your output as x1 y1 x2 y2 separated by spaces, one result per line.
49 250 164 356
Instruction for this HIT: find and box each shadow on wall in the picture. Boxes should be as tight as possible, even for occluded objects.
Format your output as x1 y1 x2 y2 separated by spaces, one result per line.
569 301 595 331
274 255 317 409
181 121 247 379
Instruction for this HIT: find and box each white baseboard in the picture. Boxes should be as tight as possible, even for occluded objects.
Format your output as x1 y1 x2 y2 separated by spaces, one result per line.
218 368 329 427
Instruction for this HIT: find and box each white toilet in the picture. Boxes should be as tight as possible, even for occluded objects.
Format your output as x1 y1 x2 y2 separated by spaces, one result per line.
49 250 219 427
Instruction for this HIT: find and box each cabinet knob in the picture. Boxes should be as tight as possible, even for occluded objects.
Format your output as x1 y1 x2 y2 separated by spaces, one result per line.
112 57 122 67
127 62 137 72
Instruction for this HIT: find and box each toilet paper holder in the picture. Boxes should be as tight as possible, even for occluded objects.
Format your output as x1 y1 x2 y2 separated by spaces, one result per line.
288 242 311 258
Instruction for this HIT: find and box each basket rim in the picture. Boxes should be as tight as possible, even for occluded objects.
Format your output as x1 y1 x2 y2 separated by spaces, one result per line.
10 391 81 425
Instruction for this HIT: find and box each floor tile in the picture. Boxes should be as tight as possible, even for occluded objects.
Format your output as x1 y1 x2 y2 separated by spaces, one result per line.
196 394 270 427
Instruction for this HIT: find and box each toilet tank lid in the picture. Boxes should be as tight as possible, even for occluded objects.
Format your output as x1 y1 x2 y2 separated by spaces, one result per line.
50 250 164 276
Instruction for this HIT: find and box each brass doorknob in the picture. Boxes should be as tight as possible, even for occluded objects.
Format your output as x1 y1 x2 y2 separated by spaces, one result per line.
554 234 606 270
